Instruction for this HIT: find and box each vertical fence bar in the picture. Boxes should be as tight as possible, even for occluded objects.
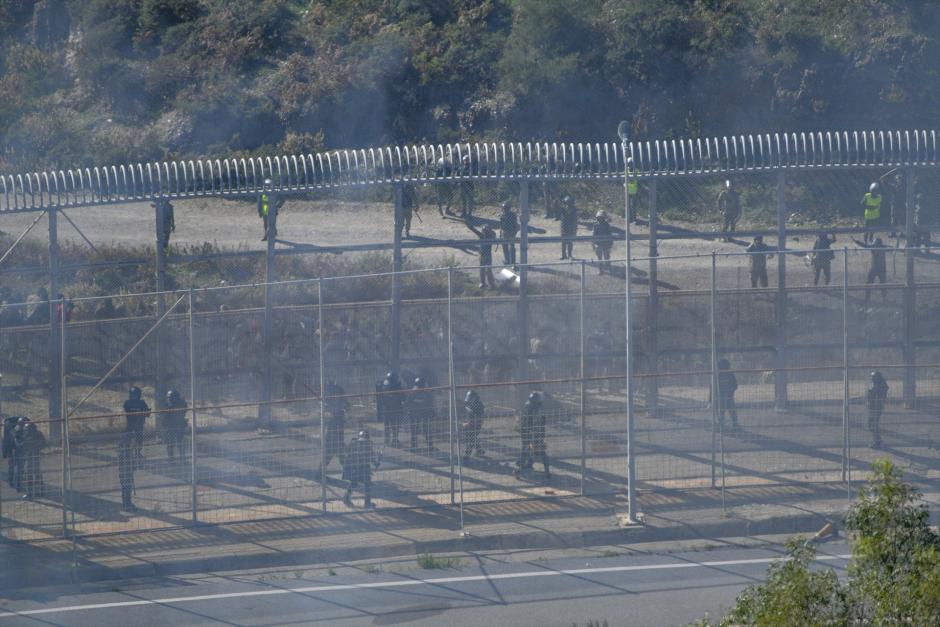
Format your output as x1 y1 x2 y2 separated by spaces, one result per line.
447 268 464 531
154 200 168 408
710 253 718 490
318 280 327 512
843 250 851 504
60 299 70 536
623 147 637 522
49 208 62 447
774 171 788 410
903 167 916 408
518 181 530 412
646 179 659 413
842 249 849 485
260 193 277 427
188 288 197 524
391 186 403 371
579 260 586 496
711 253 725 510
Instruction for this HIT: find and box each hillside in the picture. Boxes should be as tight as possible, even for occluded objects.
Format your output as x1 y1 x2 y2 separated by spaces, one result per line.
1 0 938 172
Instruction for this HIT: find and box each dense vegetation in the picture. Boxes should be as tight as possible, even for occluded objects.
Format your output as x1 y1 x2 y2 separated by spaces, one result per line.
1 0 938 172
697 459 940 626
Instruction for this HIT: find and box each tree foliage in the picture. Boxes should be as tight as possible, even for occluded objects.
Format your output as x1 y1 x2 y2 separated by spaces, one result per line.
0 1 937 170
698 459 940 626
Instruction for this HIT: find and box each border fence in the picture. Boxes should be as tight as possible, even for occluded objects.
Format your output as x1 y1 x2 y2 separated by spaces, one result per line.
0 245 938 540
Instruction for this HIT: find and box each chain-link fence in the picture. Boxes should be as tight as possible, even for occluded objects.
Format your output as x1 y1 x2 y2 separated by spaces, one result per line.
1 242 938 540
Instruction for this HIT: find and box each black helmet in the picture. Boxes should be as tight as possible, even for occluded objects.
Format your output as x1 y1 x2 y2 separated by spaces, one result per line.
717 358 730 370
413 377 424 388
129 386 142 400
562 196 572 206
358 429 370 439
17 416 29 426
528 391 542 403
167 389 180 402
501 201 511 211
871 371 883 380
464 390 478 403
386 371 398 383
754 235 763 243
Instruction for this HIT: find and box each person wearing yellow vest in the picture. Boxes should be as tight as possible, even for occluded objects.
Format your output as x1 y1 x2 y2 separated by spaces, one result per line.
257 179 283 242
861 182 882 244
626 157 639 223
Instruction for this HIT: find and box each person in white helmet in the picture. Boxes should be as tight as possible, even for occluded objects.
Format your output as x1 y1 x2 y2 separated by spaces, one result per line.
716 179 741 242
257 179 283 241
861 182 882 244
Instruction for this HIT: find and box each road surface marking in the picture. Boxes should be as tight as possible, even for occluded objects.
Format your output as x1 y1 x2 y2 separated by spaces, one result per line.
0 553 851 619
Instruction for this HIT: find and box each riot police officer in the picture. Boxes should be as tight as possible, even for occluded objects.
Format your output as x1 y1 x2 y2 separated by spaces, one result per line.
499 201 519 266
118 430 137 512
322 379 349 470
591 210 613 274
3 415 20 487
811 232 837 286
716 358 739 432
560 196 578 260
163 390 189 462
405 378 435 451
19 421 46 500
377 372 403 447
11 417 30 492
717 180 741 242
516 392 550 479
867 371 889 449
342 429 380 508
123 386 150 461
462 390 485 458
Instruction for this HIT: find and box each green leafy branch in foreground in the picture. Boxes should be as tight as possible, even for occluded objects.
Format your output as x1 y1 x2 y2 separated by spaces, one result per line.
695 459 940 627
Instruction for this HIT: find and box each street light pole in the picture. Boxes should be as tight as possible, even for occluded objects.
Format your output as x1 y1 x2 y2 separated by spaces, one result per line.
618 121 638 523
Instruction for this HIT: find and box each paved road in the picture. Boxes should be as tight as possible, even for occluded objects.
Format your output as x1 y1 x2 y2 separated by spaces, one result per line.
0 542 850 626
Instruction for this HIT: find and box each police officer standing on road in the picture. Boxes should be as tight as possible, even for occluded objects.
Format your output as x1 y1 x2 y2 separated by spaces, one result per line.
19 421 46 500
717 180 741 242
560 196 578 260
405 378 435 452
123 386 150 462
851 236 888 303
321 379 349 471
163 390 189 463
499 201 519 266
400 183 420 238
592 210 613 274
867 371 889 449
3 415 20 487
11 417 29 492
515 392 550 480
861 182 882 244
342 429 379 508
745 235 774 288
377 372 403 447
716 358 740 432
462 390 485 458
258 179 283 242
118 430 137 512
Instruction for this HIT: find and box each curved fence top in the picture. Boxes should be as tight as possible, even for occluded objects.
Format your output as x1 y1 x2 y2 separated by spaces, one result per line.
1 129 938 211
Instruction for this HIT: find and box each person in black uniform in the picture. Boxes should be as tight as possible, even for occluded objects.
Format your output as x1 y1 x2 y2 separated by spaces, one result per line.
400 183 419 238
152 198 175 250
811 232 836 286
515 392 550 479
123 386 150 462
462 390 485 458
118 430 137 512
851 236 887 303
560 196 578 260
3 415 20 487
499 201 519 266
716 358 739 432
458 155 474 219
321 379 349 471
867 371 889 449
377 372 403 447
466 218 497 289
405 377 435 451
745 235 774 288
591 210 613 274
342 430 380 508
163 390 189 463
11 417 30 492
19 421 46 500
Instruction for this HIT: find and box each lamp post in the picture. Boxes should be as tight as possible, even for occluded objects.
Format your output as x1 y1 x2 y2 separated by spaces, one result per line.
618 121 638 523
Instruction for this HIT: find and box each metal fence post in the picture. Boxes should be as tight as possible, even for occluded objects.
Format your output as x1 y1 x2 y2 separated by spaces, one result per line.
841 249 849 482
622 137 638 523
49 207 62 447
775 171 788 410
646 179 659 413
447 268 464 531
843 250 851 504
60 298 70 537
579 261 587 495
518 181 530 411
318 279 327 512
188 288 197 524
709 252 718 490
391 185 403 372
260 193 277 426
154 199 168 410
903 167 916 408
